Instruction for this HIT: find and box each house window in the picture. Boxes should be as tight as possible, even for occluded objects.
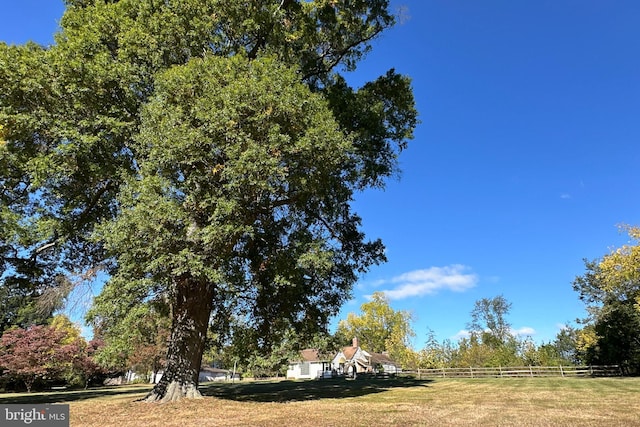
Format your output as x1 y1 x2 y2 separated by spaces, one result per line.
300 362 310 376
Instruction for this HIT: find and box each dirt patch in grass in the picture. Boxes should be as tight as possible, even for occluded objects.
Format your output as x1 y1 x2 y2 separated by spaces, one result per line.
2 377 640 426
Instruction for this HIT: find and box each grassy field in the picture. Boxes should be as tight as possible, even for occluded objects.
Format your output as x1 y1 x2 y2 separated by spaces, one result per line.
1 376 639 426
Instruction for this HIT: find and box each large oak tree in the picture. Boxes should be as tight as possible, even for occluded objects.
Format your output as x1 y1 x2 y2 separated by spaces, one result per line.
1 0 417 402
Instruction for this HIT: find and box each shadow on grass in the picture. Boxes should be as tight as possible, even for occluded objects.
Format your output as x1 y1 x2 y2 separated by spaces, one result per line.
0 385 152 405
0 376 431 405
200 375 432 403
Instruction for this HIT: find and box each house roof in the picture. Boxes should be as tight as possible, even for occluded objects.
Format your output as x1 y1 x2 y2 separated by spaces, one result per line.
335 344 399 367
200 366 230 374
301 349 322 362
292 348 331 363
368 352 399 367
342 346 358 360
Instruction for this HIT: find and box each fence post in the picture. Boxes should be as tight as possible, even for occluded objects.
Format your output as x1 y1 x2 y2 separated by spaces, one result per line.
559 365 564 378
470 367 473 378
589 365 593 376
499 366 503 377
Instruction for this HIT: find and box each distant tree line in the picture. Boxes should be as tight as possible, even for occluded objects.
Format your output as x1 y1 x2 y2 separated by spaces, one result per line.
335 293 583 370
332 226 640 374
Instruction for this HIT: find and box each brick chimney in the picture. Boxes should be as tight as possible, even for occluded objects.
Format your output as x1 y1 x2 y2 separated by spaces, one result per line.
352 337 359 348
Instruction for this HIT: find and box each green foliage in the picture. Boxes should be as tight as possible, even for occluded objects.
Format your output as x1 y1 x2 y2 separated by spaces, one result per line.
417 296 584 369
417 333 580 369
586 299 640 372
551 326 582 365
452 334 522 368
204 316 338 377
1 0 414 293
417 329 457 369
467 295 513 347
0 43 70 330
2 1 417 396
96 53 383 354
574 227 640 373
88 300 170 375
0 281 60 334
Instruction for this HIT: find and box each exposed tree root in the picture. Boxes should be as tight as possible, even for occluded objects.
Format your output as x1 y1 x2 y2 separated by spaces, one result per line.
141 380 203 403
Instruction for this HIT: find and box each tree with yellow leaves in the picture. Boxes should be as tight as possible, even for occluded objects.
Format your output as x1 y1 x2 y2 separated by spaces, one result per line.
598 225 640 308
573 225 640 373
336 292 417 367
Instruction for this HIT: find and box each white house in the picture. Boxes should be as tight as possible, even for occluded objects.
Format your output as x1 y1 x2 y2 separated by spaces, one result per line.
368 351 402 375
332 337 371 376
332 337 401 376
198 366 241 382
125 366 240 384
286 349 333 379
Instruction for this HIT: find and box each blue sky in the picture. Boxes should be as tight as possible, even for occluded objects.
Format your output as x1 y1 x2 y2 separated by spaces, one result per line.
2 1 639 347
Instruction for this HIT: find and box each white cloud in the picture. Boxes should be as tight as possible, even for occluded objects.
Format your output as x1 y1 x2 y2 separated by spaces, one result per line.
560 193 571 199
512 326 536 336
378 264 478 300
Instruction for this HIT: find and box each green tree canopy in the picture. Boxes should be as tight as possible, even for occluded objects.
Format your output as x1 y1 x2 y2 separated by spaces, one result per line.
1 0 417 402
573 227 640 373
467 295 513 348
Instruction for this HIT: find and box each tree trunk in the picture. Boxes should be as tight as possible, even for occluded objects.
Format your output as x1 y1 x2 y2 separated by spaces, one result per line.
142 277 214 403
24 378 34 393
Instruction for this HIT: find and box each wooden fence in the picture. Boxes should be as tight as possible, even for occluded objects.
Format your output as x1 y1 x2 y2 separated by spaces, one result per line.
402 365 622 379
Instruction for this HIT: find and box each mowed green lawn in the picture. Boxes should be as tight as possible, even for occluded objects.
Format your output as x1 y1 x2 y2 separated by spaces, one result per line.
1 376 639 426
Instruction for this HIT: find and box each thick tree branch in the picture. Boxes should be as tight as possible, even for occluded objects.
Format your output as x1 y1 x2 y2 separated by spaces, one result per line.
72 178 115 225
302 28 384 82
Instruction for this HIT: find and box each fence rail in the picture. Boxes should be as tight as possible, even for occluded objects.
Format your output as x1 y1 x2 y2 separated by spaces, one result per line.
402 365 622 379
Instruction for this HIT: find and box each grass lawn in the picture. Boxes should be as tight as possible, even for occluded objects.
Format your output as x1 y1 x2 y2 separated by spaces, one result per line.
1 376 639 426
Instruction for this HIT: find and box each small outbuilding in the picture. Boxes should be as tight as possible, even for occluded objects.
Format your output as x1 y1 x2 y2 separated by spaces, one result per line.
286 349 333 379
198 366 240 382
